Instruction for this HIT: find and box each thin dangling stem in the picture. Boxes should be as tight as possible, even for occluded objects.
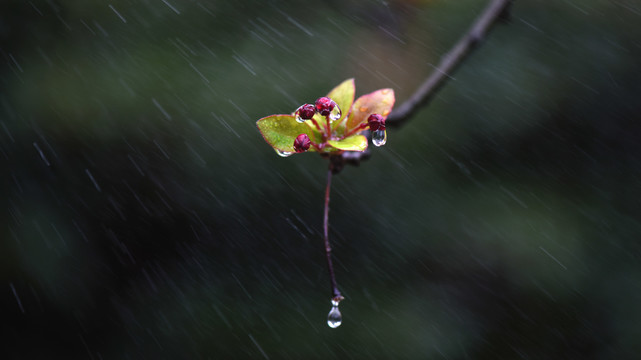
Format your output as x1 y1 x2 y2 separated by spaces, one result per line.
324 161 343 302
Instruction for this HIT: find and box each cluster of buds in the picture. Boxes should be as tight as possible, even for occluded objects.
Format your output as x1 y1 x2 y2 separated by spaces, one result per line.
295 96 342 124
314 96 341 120
292 97 387 153
257 79 394 157
293 96 342 153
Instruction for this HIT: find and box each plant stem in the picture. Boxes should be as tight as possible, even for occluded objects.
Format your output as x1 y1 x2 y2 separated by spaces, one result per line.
311 118 322 131
324 161 343 301
342 123 368 139
325 116 332 139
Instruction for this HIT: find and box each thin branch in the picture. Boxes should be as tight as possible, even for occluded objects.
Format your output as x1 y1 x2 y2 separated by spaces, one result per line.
324 161 343 302
386 0 513 126
326 2 513 295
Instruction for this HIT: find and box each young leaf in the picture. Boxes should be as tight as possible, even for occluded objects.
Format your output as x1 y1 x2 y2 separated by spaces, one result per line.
257 115 321 152
327 134 368 152
345 89 395 135
326 78 355 128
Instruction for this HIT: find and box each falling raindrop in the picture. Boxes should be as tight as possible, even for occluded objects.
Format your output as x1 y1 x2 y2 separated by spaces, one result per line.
372 129 387 147
327 299 342 328
275 149 294 157
329 103 341 122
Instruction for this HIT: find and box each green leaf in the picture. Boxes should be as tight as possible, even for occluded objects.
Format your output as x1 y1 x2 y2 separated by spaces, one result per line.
346 88 395 134
326 78 355 131
327 134 368 152
256 115 322 153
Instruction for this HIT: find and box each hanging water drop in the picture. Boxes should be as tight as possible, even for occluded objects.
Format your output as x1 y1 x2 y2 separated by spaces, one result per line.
275 149 294 157
327 300 342 328
372 129 387 146
329 103 341 122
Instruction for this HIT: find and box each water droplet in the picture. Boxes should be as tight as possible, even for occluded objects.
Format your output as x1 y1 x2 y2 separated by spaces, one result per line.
329 103 341 122
275 149 293 157
372 129 387 147
327 301 342 328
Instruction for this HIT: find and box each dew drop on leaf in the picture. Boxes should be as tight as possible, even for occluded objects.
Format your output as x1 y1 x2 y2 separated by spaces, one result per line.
329 103 341 122
372 129 387 147
275 149 294 157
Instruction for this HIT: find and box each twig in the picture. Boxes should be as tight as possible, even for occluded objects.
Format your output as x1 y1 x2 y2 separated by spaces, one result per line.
386 0 513 126
318 0 511 315
324 161 343 302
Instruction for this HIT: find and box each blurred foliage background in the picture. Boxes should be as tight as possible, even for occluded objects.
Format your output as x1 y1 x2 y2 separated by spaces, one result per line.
2 0 641 358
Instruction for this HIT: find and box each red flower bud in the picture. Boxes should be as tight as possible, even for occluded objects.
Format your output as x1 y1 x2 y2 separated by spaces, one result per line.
293 134 311 153
295 103 316 123
315 97 336 117
367 114 385 131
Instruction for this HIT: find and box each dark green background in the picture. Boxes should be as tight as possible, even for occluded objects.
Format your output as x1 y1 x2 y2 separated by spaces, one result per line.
2 0 640 358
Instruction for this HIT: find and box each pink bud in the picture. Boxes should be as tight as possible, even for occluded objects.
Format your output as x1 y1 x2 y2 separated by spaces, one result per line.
315 97 336 117
367 114 385 131
293 134 311 153
296 104 316 121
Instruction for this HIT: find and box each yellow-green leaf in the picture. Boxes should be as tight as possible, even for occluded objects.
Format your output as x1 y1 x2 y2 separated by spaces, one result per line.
256 115 322 153
326 78 355 129
327 134 368 152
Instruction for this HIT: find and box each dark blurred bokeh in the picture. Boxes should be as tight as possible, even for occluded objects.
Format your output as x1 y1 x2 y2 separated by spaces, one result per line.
2 0 640 358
